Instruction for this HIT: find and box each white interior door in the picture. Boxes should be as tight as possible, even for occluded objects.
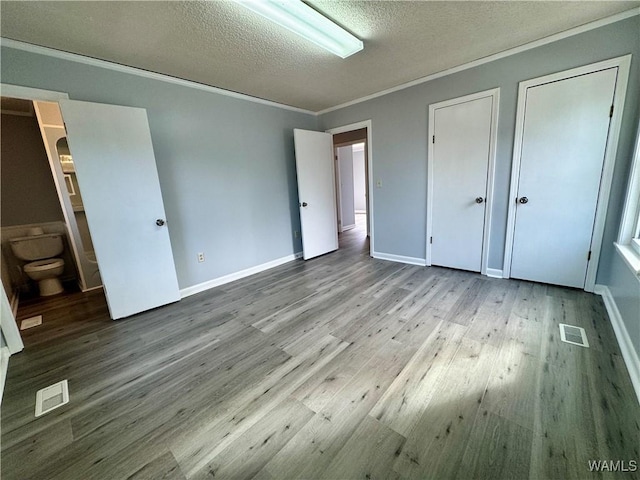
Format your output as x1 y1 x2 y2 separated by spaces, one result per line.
294 129 338 260
510 68 617 288
430 95 493 272
60 100 180 319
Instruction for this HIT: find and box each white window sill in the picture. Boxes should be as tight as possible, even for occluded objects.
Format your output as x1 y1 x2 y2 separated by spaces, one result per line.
615 242 640 279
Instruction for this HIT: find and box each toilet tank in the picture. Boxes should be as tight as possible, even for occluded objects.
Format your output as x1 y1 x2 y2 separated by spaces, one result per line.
10 233 64 261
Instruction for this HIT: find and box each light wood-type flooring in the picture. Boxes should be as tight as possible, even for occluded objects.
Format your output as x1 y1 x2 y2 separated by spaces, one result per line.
2 216 639 479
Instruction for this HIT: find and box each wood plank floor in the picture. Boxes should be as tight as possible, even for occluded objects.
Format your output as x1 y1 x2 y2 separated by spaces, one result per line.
2 216 639 479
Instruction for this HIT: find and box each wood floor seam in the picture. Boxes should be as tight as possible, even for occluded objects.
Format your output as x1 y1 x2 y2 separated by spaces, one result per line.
3 219 638 480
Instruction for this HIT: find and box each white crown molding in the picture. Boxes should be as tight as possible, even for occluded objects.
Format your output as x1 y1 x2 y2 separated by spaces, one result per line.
2 8 637 116
0 38 316 116
317 7 640 115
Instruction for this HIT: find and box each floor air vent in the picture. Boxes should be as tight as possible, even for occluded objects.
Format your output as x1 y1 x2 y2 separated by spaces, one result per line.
20 315 42 330
559 324 589 348
35 380 69 417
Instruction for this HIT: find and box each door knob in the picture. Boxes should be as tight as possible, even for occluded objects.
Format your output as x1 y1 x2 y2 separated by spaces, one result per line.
475 197 484 204
156 219 166 226
300 202 308 207
518 197 528 204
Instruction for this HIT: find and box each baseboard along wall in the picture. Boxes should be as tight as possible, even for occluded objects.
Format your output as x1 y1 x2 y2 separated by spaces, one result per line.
595 284 640 405
180 252 303 299
372 251 427 266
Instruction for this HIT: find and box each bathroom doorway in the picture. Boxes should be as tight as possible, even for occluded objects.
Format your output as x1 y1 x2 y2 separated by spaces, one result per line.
3 84 181 326
0 95 103 339
34 100 103 292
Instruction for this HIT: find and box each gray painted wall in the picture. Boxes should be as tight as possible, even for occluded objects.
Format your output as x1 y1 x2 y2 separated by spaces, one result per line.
1 18 638 355
320 15 640 366
319 16 640 273
1 113 64 227
1 46 317 290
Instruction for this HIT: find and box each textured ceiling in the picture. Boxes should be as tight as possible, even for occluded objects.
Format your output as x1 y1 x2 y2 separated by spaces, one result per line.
1 1 638 112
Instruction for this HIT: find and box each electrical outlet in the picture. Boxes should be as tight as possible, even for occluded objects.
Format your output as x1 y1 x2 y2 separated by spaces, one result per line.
197 252 205 263
294 230 300 238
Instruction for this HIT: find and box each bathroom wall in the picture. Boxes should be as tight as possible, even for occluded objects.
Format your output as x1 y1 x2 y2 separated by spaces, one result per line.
1 112 64 227
1 222 78 294
0 112 75 296
1 254 13 302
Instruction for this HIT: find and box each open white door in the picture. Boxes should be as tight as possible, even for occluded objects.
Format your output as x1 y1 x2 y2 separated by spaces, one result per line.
294 129 338 260
60 100 180 319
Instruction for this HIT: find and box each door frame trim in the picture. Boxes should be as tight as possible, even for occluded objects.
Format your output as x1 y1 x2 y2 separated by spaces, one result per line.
502 55 631 291
426 88 500 275
0 84 69 102
0 83 97 293
326 120 374 256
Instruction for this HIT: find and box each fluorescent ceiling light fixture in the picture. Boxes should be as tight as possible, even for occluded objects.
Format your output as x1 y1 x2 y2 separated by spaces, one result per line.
235 0 363 58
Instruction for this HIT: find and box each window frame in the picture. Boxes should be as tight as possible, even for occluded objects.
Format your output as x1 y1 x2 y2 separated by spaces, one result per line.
615 118 640 276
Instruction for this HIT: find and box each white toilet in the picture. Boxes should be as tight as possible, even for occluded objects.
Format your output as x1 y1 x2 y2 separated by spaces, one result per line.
10 228 65 296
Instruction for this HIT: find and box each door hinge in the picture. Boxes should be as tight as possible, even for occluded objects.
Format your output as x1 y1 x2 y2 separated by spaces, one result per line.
430 236 433 244
587 250 592 261
609 105 614 118
432 135 435 144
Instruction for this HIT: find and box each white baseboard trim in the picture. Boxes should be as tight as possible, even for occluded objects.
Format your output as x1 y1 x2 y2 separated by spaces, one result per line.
0 346 10 406
372 251 427 266
180 252 303 299
485 268 504 279
81 285 104 293
595 284 640 405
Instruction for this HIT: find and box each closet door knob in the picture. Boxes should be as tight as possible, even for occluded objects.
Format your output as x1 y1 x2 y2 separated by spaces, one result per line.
475 197 484 204
518 197 528 204
156 219 166 226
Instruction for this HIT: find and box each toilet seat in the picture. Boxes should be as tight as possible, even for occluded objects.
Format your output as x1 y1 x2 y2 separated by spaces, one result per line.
24 258 64 273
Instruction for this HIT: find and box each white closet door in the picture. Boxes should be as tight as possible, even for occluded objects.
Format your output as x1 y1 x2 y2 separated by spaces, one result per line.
431 96 493 272
510 68 617 288
60 100 180 319
294 129 339 260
